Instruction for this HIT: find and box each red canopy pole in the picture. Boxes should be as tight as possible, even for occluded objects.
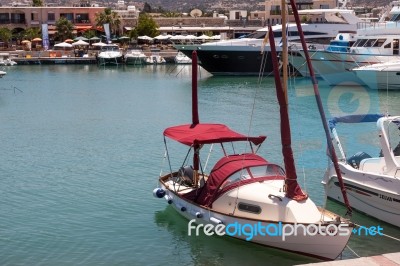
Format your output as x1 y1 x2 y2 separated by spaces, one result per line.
288 0 352 214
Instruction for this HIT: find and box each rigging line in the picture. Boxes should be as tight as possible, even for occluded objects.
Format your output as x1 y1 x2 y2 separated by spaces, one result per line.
346 244 361 258
353 223 400 242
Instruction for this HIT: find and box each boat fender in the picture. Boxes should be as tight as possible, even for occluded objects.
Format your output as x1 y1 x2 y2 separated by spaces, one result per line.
210 217 223 225
190 211 203 218
153 188 166 198
176 203 186 212
164 195 173 204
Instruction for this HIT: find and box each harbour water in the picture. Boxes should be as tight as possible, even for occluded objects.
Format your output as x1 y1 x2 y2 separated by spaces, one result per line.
0 64 399 265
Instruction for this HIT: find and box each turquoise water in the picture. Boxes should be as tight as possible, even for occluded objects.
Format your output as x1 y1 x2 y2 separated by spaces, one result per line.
0 64 399 265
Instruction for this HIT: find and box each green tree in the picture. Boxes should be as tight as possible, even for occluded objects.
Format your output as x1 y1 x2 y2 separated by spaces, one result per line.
55 17 74 41
83 29 96 39
0 28 12 48
95 8 121 36
143 2 152 13
135 13 159 38
24 27 41 40
32 0 43 7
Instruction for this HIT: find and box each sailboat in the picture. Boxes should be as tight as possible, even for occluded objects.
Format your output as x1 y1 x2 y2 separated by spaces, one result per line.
153 1 354 260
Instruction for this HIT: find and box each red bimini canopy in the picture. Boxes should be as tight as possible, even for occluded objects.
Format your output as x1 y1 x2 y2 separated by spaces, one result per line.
195 153 269 207
163 123 266 146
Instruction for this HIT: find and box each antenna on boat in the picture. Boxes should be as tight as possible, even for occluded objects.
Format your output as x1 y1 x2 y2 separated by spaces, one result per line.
288 0 352 215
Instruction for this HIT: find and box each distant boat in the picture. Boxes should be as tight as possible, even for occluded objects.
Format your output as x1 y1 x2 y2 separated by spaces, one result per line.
124 49 147 65
323 114 400 227
0 70 6 77
97 44 123 66
352 60 400 90
174 51 191 64
0 53 17 66
145 48 166 64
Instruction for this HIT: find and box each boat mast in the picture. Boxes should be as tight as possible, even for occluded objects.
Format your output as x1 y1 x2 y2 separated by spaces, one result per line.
266 0 308 201
288 0 352 214
191 51 200 187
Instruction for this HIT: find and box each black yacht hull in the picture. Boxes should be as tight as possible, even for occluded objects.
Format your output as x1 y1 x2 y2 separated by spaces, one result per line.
179 49 275 76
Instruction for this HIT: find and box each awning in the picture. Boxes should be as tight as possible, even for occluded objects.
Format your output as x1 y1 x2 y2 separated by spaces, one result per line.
75 26 93 31
124 26 133 31
164 123 266 146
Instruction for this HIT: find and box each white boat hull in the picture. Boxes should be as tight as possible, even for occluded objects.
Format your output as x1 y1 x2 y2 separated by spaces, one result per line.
159 180 352 260
323 163 400 227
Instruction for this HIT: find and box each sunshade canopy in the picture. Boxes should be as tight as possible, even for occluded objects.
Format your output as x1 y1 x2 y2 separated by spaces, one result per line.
164 123 266 146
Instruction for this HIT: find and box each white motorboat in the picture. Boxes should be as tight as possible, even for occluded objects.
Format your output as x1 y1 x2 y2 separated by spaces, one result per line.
174 8 363 76
97 44 123 66
174 51 191 64
124 49 147 65
352 60 400 90
323 114 400 227
0 70 6 77
0 53 17 66
153 2 354 259
145 48 166 64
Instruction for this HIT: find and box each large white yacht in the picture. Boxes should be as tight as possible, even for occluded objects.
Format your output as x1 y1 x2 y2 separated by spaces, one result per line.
174 9 362 76
293 4 400 86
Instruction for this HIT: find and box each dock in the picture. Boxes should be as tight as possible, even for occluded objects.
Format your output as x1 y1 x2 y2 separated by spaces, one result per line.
296 252 400 266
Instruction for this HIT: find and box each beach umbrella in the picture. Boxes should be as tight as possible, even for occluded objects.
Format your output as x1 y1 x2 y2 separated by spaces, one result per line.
21 40 31 44
196 34 211 40
74 36 89 41
89 36 100 41
32 37 42 42
119 36 130 41
72 40 89 46
154 34 170 40
92 41 106 47
138 35 153 41
54 42 73 48
64 39 74 43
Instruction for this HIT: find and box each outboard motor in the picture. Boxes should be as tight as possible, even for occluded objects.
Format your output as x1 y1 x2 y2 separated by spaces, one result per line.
178 165 194 186
347 151 371 169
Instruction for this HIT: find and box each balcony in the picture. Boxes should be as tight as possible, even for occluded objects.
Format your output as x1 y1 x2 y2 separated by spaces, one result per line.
270 10 281 15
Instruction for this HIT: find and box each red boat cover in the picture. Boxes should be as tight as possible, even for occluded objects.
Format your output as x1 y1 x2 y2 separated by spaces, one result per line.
195 153 269 207
164 123 266 146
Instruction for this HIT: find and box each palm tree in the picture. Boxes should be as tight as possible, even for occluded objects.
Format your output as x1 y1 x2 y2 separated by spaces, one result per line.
95 8 121 36
55 17 74 41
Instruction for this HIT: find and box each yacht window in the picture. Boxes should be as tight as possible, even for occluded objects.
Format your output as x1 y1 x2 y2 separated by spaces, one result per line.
384 42 391 49
390 13 400 22
373 39 386 47
365 39 377 47
244 31 267 39
238 202 261 214
353 39 362 47
356 39 368 47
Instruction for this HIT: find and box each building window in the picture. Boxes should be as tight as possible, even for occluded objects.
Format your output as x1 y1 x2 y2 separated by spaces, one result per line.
31 12 38 21
11 13 25 24
75 13 89 23
0 13 10 24
48 13 55 21
60 13 74 21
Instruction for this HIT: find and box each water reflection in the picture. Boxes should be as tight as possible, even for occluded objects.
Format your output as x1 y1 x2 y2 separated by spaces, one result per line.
154 206 320 266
